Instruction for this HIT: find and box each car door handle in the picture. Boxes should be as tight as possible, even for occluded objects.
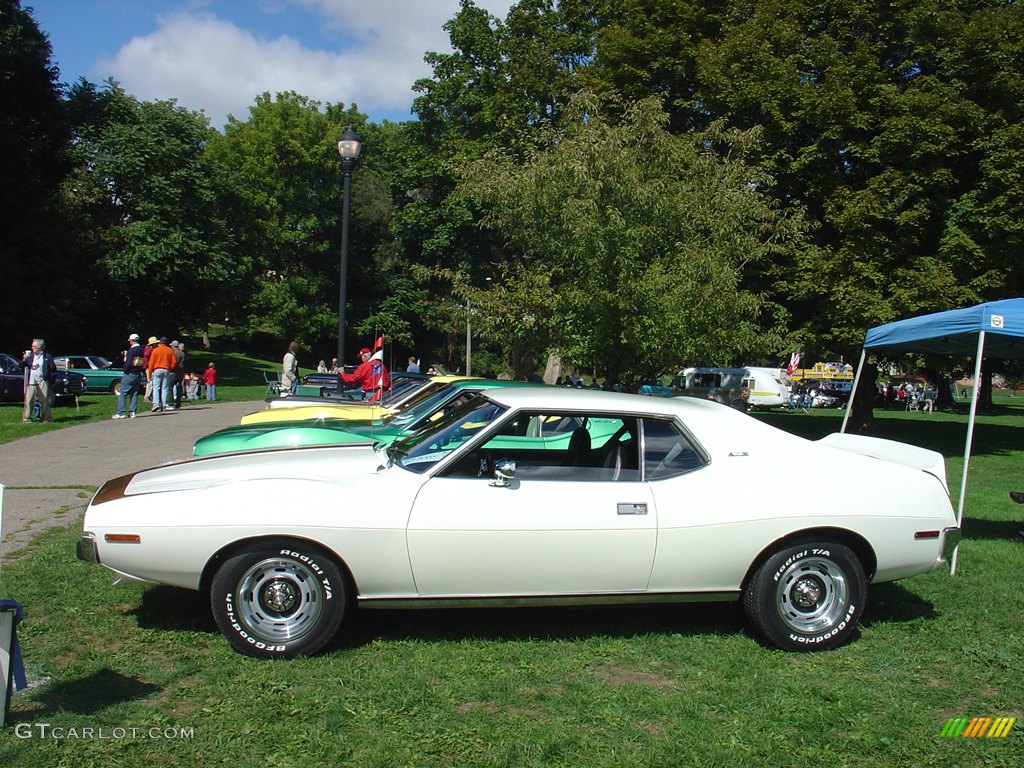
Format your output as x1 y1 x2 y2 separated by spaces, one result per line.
617 503 648 516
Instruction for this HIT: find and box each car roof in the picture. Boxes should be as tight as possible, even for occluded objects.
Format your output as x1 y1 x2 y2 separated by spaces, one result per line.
479 386 722 416
475 387 810 456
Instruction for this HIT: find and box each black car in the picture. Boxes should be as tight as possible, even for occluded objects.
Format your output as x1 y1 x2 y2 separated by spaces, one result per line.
0 352 88 403
301 370 429 397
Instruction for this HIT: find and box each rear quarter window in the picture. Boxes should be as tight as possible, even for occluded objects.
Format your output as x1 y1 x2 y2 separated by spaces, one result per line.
643 418 707 480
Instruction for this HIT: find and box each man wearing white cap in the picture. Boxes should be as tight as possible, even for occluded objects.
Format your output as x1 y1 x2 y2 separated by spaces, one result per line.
113 333 145 419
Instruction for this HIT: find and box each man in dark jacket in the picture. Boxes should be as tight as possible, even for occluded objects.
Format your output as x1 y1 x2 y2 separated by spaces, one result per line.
113 333 146 419
729 386 751 413
170 341 186 408
20 338 56 423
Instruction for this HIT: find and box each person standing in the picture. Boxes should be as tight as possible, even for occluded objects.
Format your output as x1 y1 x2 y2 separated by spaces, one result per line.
171 341 186 408
147 337 176 412
281 341 300 395
203 362 218 401
20 338 56 423
407 356 421 373
340 346 391 402
729 386 751 413
113 333 145 418
143 336 157 401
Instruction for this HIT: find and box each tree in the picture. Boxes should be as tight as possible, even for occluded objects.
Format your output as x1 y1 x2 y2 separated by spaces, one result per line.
398 0 599 367
207 94 401 357
459 92 809 387
206 93 352 349
590 0 1024 359
0 0 77 345
62 81 235 341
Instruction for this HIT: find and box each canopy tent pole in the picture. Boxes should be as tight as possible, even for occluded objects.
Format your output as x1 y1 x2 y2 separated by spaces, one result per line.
840 349 868 434
950 330 986 575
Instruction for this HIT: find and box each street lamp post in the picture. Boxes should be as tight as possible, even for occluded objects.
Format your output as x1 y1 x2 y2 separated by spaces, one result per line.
465 278 490 376
337 124 362 365
465 300 472 376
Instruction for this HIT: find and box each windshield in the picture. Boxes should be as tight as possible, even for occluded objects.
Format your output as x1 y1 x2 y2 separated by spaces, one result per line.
389 396 508 474
384 384 456 425
380 378 434 405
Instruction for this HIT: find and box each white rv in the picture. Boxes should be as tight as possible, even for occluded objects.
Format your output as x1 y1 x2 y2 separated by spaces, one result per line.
671 367 790 408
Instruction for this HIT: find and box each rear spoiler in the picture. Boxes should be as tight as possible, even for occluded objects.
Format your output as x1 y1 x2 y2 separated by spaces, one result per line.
818 433 948 493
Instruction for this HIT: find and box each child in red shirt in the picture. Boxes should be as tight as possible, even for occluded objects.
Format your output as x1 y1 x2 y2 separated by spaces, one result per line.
202 362 218 401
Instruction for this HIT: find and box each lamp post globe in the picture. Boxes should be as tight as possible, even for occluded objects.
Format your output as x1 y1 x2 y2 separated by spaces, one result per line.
337 124 361 365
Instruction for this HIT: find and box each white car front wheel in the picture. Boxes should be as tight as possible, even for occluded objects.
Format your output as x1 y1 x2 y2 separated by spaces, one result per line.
211 541 347 658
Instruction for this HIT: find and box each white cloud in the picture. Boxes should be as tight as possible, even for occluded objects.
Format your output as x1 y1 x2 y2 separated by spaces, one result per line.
96 0 515 128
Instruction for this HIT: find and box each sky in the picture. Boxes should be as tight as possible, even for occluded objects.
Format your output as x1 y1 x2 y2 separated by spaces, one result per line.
29 0 515 129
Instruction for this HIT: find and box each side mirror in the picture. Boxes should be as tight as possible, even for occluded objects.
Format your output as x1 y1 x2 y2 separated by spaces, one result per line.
489 458 517 487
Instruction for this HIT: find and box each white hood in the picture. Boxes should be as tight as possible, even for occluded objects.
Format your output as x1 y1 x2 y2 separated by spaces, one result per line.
122 444 381 497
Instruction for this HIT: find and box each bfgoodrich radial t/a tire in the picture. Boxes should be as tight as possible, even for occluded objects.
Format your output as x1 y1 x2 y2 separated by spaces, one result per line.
211 541 347 658
743 541 866 652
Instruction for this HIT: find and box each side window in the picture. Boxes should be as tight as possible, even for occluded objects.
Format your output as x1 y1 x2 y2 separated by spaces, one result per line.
642 419 706 480
443 411 640 482
694 373 719 388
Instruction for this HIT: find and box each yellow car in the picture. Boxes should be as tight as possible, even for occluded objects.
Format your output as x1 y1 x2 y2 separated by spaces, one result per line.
239 376 477 425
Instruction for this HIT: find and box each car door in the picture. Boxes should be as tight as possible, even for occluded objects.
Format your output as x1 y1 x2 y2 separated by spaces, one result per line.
406 411 657 597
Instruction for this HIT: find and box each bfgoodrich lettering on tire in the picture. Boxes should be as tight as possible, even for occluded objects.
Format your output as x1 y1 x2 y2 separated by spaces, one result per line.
211 541 347 659
743 541 866 652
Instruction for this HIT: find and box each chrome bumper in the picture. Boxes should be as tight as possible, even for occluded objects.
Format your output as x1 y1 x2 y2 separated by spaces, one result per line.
941 526 962 562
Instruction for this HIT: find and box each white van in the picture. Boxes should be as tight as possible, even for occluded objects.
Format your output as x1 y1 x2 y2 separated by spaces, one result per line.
671 367 790 408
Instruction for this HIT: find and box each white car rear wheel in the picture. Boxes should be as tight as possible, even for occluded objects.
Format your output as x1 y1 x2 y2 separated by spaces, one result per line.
743 541 866 651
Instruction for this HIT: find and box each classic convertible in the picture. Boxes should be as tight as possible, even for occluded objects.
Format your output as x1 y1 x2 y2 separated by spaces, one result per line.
78 388 959 658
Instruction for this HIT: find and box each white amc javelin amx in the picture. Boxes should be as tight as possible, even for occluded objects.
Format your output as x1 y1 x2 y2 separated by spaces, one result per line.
77 387 960 658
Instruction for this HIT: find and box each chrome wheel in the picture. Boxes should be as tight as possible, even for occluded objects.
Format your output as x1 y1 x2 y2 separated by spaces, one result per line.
234 556 324 644
212 542 348 658
774 556 848 635
743 541 866 651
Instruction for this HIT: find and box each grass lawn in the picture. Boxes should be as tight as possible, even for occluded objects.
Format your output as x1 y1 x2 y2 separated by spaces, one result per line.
1 393 1022 766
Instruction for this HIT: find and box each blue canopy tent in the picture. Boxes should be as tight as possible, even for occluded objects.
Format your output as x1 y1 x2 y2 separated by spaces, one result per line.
840 298 1024 573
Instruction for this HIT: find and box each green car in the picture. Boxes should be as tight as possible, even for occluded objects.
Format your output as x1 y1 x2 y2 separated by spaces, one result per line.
193 379 623 457
54 355 124 394
193 379 542 456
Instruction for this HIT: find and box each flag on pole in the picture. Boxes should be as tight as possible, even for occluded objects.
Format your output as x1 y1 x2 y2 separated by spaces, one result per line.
368 336 389 401
787 351 802 376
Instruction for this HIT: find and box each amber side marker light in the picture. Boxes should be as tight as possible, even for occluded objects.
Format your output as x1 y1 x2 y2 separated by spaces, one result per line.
914 530 940 540
104 534 141 544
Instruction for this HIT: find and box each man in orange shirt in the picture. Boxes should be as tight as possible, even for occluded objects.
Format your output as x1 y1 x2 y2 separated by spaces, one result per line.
146 337 177 412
